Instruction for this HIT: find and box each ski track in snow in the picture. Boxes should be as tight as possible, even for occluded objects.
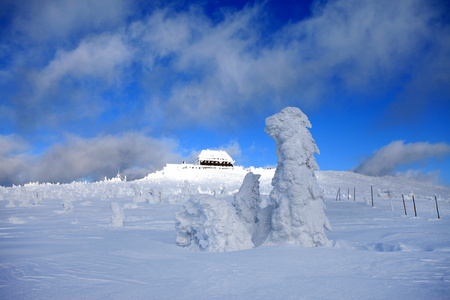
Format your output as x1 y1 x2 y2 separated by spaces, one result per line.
0 170 449 299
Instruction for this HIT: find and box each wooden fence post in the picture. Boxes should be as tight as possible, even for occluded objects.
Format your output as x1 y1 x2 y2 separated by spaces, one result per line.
371 185 374 207
412 195 417 217
435 195 440 219
402 194 407 216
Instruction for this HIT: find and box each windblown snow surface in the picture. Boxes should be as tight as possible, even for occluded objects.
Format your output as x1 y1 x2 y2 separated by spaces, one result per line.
1 168 449 299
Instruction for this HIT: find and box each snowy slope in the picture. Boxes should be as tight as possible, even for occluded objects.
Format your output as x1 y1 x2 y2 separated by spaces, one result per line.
1 169 449 299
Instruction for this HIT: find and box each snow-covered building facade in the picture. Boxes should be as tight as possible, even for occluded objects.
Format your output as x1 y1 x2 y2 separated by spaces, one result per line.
162 150 237 175
196 150 234 167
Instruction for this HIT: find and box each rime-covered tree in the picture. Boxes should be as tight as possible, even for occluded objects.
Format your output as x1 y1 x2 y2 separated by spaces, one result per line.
233 172 271 247
175 195 253 252
234 173 261 232
110 202 124 227
265 107 331 246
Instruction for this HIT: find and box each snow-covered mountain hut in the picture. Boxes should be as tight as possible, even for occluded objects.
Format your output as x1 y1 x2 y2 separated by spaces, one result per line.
161 149 238 175
196 150 235 167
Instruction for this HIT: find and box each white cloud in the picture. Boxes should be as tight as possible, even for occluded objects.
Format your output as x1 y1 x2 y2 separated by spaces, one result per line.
133 0 449 129
0 135 32 186
10 0 132 41
218 140 242 162
1 0 449 188
34 133 182 183
0 133 183 186
11 33 133 129
3 0 449 131
0 134 27 156
352 140 450 176
35 33 132 94
134 4 267 127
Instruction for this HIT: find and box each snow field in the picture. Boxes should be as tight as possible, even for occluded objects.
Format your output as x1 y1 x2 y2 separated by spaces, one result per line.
0 170 449 299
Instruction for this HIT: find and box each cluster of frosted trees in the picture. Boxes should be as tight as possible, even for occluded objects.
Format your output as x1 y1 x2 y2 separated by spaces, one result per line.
175 107 331 252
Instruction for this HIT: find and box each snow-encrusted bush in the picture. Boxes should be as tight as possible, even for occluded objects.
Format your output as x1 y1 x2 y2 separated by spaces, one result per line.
101 185 117 200
265 107 331 247
175 195 253 252
181 180 197 200
234 173 260 232
213 185 230 197
131 184 146 203
14 187 42 206
61 191 75 211
6 198 15 208
233 172 271 246
147 187 163 204
62 198 73 211
110 202 124 227
131 184 163 204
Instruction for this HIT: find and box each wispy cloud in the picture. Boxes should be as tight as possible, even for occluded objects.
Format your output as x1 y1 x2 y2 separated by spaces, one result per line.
3 0 449 132
9 0 131 42
133 0 450 129
10 33 133 130
352 140 450 177
218 140 242 162
0 135 32 186
0 133 182 186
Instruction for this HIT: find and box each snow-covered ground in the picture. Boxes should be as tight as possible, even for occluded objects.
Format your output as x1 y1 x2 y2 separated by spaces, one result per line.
1 168 449 299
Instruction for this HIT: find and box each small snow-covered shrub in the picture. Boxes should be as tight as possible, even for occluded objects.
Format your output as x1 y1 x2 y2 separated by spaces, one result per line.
4 189 15 207
110 202 124 227
234 173 261 226
6 198 16 208
8 217 27 224
123 202 138 209
147 187 163 204
131 184 146 203
62 198 73 211
181 180 197 200
17 188 43 206
130 185 164 204
233 172 271 246
101 186 117 200
14 187 32 206
61 192 75 211
213 185 230 197
175 195 253 252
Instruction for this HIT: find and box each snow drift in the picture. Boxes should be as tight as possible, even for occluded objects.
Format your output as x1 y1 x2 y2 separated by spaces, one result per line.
1 163 450 299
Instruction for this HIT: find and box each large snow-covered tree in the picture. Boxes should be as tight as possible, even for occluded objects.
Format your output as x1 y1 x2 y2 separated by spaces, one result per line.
265 107 331 246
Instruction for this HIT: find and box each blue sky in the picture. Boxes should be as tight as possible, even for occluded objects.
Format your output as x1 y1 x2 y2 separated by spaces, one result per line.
1 0 450 186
